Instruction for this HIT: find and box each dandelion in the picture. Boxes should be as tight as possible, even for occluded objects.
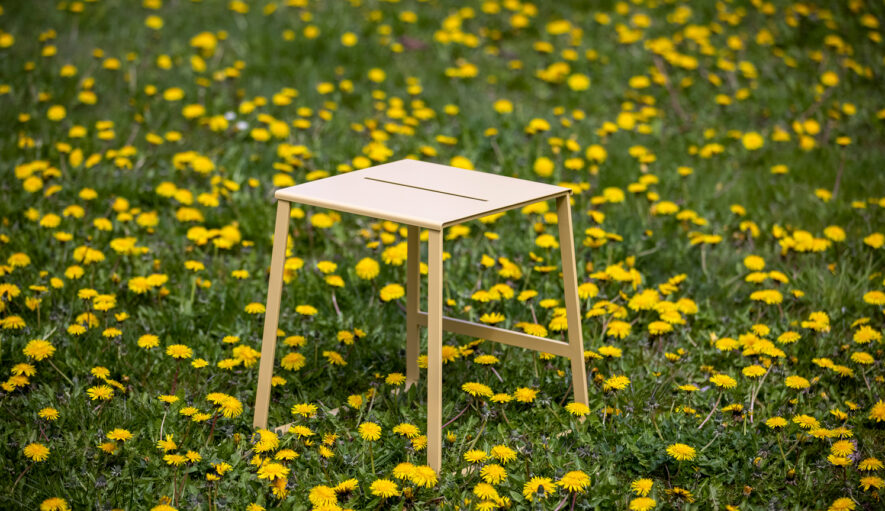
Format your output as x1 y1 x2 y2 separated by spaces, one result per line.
765 417 788 429
869 400 885 422
23 443 50 462
827 497 856 511
859 457 883 471
522 476 556 502
606 320 632 338
750 289 783 304
86 385 114 400
379 283 405 301
557 470 590 493
392 423 420 438
565 402 590 417
385 372 406 385
666 443 696 461
464 449 488 464
743 365 766 378
38 408 59 421
603 375 630 391
792 414 820 429
785 375 810 389
244 302 265 314
358 422 382 441
630 478 653 496
462 382 493 398
860 476 884 491
484 394 509 406
513 387 538 403
480 464 507 484
39 498 70 511
410 465 438 488
474 354 500 365
256 462 289 481
217 395 243 418
276 449 298 461
473 482 500 500
370 479 399 498
308 486 337 507
490 444 517 464
742 131 764 150
630 497 657 511
480 312 505 324
165 344 192 359
392 462 416 480
106 428 133 442
863 291 885 305
290 403 318 417
710 374 737 389
831 440 855 457
138 334 160 349
23 339 55 361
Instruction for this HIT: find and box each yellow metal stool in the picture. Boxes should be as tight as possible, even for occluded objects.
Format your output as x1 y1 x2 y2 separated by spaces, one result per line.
252 159 589 472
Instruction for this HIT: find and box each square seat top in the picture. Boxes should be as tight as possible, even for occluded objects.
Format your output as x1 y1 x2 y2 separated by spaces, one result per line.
274 159 570 230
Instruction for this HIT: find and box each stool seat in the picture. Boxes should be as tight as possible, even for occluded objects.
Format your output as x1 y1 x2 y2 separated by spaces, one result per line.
253 159 589 475
274 159 570 229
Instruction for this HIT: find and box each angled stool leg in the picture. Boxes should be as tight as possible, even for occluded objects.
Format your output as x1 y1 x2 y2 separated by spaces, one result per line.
406 225 420 388
557 195 589 406
253 200 291 429
426 229 443 472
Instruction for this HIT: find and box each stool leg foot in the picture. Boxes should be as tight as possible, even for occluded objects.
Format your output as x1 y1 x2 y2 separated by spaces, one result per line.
253 200 290 430
557 196 589 406
406 226 420 388
426 229 443 473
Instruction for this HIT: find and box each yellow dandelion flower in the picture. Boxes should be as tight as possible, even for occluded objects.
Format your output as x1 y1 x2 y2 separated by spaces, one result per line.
665 443 696 461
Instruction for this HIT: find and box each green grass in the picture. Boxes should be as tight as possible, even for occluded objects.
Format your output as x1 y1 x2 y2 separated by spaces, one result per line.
1 0 884 509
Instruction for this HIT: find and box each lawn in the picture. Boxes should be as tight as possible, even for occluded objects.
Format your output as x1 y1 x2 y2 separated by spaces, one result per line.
1 0 884 510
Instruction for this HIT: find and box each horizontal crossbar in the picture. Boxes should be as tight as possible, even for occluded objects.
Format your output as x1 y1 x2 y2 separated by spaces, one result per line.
416 312 573 358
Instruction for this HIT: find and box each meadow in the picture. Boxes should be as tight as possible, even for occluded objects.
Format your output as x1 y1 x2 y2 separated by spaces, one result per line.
1 0 884 509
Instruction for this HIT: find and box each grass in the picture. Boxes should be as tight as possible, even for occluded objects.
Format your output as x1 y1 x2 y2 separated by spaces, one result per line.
1 0 884 509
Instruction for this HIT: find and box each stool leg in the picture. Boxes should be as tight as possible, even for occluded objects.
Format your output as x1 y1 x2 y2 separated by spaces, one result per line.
557 196 589 406
426 229 443 472
253 200 291 429
406 225 420 388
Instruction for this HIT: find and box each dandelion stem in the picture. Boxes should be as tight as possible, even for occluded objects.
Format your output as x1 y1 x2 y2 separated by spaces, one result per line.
697 391 722 430
552 495 569 511
651 413 664 441
700 431 721 452
10 462 34 494
320 458 331 485
331 290 342 317
559 381 573 407
188 276 196 312
369 442 375 475
500 407 512 427
442 405 469 429
158 411 167 442
776 433 788 466
747 364 773 431
862 367 875 401
171 359 181 394
48 359 74 387
464 417 487 453
602 398 607 428
205 412 219 447
700 245 708 277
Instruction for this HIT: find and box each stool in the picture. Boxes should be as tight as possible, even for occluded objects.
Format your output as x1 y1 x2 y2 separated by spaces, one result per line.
252 159 589 472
